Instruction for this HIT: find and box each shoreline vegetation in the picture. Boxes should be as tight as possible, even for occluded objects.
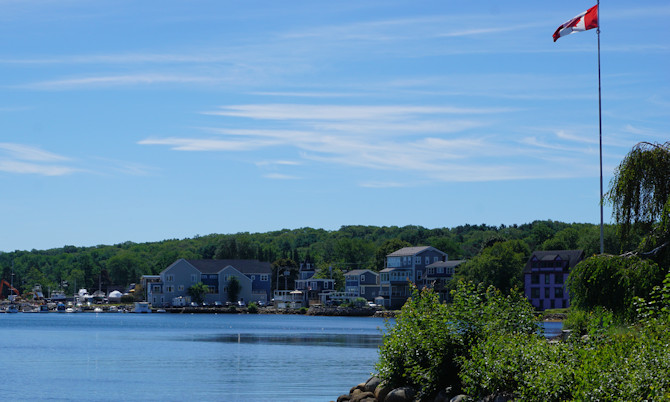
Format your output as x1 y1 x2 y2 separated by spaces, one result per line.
334 278 670 402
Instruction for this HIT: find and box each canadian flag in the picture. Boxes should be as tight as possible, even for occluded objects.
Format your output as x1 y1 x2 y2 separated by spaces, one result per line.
553 5 599 42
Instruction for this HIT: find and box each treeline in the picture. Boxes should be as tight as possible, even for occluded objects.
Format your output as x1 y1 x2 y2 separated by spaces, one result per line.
0 220 634 297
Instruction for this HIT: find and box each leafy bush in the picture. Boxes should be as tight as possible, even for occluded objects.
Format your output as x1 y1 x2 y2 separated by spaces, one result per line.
461 333 575 401
120 294 135 304
247 302 258 314
376 281 538 400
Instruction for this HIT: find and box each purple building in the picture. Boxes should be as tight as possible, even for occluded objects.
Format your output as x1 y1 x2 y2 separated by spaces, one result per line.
523 250 584 310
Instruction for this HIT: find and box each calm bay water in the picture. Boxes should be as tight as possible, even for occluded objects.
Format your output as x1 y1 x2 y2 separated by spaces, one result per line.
0 313 388 402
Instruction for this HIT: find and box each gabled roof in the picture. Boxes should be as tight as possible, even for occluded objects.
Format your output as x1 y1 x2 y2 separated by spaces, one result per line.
344 269 378 276
387 246 446 257
184 259 272 274
524 250 585 273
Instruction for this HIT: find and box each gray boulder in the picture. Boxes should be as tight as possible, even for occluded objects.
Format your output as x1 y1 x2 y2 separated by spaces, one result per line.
337 394 351 402
351 391 376 402
385 386 417 402
365 377 382 393
375 381 393 402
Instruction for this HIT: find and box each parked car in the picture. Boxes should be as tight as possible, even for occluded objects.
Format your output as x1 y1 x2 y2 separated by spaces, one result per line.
237 300 246 307
214 301 223 307
190 302 199 307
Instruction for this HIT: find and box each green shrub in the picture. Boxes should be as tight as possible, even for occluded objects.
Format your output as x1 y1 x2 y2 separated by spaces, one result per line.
120 294 135 304
375 281 539 401
298 307 308 314
460 333 575 401
247 302 258 314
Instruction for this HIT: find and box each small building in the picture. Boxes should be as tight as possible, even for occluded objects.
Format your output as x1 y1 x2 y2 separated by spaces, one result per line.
523 250 584 311
344 269 380 301
294 260 336 306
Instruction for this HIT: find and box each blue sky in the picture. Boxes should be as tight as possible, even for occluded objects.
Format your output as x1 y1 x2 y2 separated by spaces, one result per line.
1 1 668 252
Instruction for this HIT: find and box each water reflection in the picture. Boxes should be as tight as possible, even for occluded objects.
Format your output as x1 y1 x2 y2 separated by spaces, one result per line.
191 333 383 348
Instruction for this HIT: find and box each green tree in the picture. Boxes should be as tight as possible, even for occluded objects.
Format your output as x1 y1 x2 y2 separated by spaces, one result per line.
541 227 579 251
567 254 665 318
458 240 529 294
607 141 670 240
187 282 209 304
226 276 241 303
607 141 670 265
374 238 412 271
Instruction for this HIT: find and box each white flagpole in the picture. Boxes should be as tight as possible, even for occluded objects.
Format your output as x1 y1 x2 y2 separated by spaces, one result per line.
597 0 604 254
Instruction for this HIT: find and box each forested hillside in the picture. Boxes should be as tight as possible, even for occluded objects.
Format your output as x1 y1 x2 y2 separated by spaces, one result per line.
0 221 635 297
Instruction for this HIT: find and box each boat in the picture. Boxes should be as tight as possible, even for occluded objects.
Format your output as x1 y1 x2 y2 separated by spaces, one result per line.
93 307 103 313
50 290 67 303
56 303 66 313
133 302 151 313
6 304 19 313
108 306 120 313
39 305 49 313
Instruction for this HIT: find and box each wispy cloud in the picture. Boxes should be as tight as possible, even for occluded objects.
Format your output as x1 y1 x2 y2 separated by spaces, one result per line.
263 173 300 180
203 104 516 120
141 101 603 184
0 143 77 176
20 74 220 90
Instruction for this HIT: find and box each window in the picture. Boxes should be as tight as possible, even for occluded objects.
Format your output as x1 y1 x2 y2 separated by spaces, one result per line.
166 275 174 282
414 256 422 265
555 273 564 284
555 287 564 298
437 267 444 274
251 275 256 281
260 274 269 281
166 286 174 292
178 285 184 291
191 274 197 283
531 288 540 298
531 274 540 284
416 271 422 280
360 275 365 283
544 275 551 284
544 288 550 298
381 273 389 282
427 267 435 275
425 256 430 264
434 256 439 263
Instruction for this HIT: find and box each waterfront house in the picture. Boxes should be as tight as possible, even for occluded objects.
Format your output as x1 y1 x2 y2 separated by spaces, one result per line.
148 259 272 307
425 259 465 301
379 246 448 310
344 269 380 301
523 250 584 310
294 260 336 306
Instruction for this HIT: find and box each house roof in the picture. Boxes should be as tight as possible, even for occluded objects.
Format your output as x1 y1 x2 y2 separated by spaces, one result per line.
387 246 446 257
184 259 272 274
523 250 585 273
426 260 466 269
344 269 377 276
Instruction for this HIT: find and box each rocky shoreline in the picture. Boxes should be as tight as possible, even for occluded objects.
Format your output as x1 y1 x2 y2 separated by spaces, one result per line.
333 376 514 402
